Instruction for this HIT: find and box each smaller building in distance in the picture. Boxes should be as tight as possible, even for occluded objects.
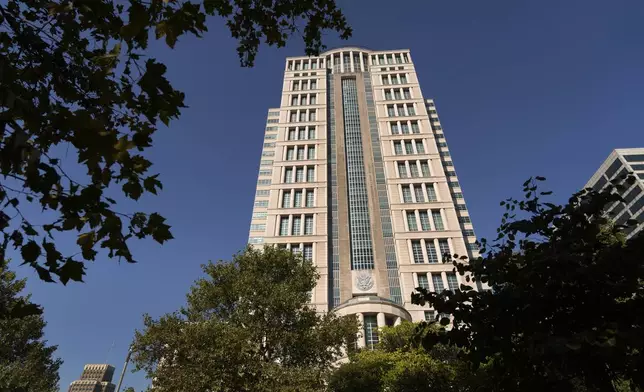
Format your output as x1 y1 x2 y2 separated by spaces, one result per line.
67 364 116 392
585 148 644 239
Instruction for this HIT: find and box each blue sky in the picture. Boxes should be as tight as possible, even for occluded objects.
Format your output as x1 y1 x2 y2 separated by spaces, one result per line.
11 0 644 390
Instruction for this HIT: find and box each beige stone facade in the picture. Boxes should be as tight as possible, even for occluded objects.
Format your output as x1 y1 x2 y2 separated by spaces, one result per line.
248 48 481 346
585 148 644 239
67 364 116 392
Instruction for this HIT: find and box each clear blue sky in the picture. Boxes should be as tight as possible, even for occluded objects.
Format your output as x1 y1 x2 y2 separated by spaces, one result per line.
11 0 644 390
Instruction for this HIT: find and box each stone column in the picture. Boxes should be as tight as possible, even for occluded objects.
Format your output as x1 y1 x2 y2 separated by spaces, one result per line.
377 312 386 328
357 313 365 348
394 317 402 326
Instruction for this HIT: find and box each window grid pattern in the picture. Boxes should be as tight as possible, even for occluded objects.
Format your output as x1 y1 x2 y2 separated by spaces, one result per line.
417 273 430 290
432 274 445 291
432 210 445 230
327 76 341 308
411 240 424 263
364 73 402 303
447 273 459 291
342 78 375 270
364 315 379 349
438 239 451 261
426 241 439 263
304 215 313 235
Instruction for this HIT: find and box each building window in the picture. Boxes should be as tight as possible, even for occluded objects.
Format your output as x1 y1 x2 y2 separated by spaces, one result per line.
432 210 444 230
402 185 413 203
297 147 305 160
288 128 296 140
307 167 315 182
459 216 472 223
286 147 295 160
306 191 314 207
394 141 403 155
424 311 435 322
290 111 297 122
382 75 390 85
308 127 316 139
300 95 307 106
262 151 275 157
304 215 313 235
295 167 304 182
254 200 268 208
299 111 306 122
405 141 414 154
411 240 424 263
260 160 273 166
249 224 266 231
248 237 264 244
252 212 267 219
432 274 445 291
264 134 277 140
310 95 317 105
409 162 419 178
309 110 316 121
298 128 306 140
364 315 379 349
293 81 299 90
292 216 302 235
258 169 271 176
456 204 467 211
407 105 416 116
403 88 411 99
391 122 399 135
463 229 475 236
417 273 430 290
419 211 431 230
415 141 425 154
387 105 396 117
291 96 298 106
264 142 276 148
284 168 293 183
267 119 278 124
401 123 409 134
282 192 291 208
407 211 418 231
420 161 430 177
289 191 300 208
303 244 313 261
394 89 402 100
256 189 270 197
438 239 451 261
398 162 408 178
400 74 407 84
414 186 425 203
310 80 317 89
453 192 464 199
257 179 271 186
426 184 438 201
307 146 316 159
279 217 289 235
446 273 459 291
425 241 439 263
384 90 392 100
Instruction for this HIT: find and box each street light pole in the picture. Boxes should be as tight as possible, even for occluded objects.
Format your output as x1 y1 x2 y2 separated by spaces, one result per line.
115 346 133 392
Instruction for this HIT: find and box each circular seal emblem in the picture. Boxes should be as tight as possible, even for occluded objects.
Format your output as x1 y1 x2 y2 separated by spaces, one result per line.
355 270 374 291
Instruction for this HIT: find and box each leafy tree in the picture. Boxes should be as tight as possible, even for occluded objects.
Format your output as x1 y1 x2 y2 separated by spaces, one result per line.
0 0 351 285
327 322 484 392
0 259 62 392
131 246 358 392
412 176 644 392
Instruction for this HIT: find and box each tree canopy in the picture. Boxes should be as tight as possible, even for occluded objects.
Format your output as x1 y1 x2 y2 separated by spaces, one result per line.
0 0 351 285
0 259 62 392
412 176 644 392
131 246 358 392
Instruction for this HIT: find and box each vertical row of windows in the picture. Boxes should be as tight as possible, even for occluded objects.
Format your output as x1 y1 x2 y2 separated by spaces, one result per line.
417 272 459 292
405 209 446 231
390 120 420 134
290 94 317 106
285 145 316 160
384 88 412 100
410 238 451 263
401 183 438 203
397 160 431 178
288 59 322 70
381 73 408 85
393 140 425 155
283 166 316 183
386 103 416 117
289 109 317 122
281 189 315 208
371 53 410 65
287 126 316 140
278 215 315 235
292 79 318 91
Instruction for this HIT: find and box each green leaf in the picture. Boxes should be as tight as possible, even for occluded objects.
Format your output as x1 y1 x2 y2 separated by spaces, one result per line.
58 260 85 284
21 241 41 263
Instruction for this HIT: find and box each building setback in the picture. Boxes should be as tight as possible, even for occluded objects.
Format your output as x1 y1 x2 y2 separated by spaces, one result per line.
248 47 481 347
67 364 116 392
585 148 644 239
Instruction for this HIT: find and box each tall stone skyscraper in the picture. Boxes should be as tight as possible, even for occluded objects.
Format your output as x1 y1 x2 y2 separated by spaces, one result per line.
248 47 480 347
67 364 116 392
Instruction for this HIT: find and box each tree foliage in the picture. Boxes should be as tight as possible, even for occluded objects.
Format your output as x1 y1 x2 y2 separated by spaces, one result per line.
0 0 351 285
327 322 484 392
412 176 644 392
0 259 62 392
131 246 358 392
